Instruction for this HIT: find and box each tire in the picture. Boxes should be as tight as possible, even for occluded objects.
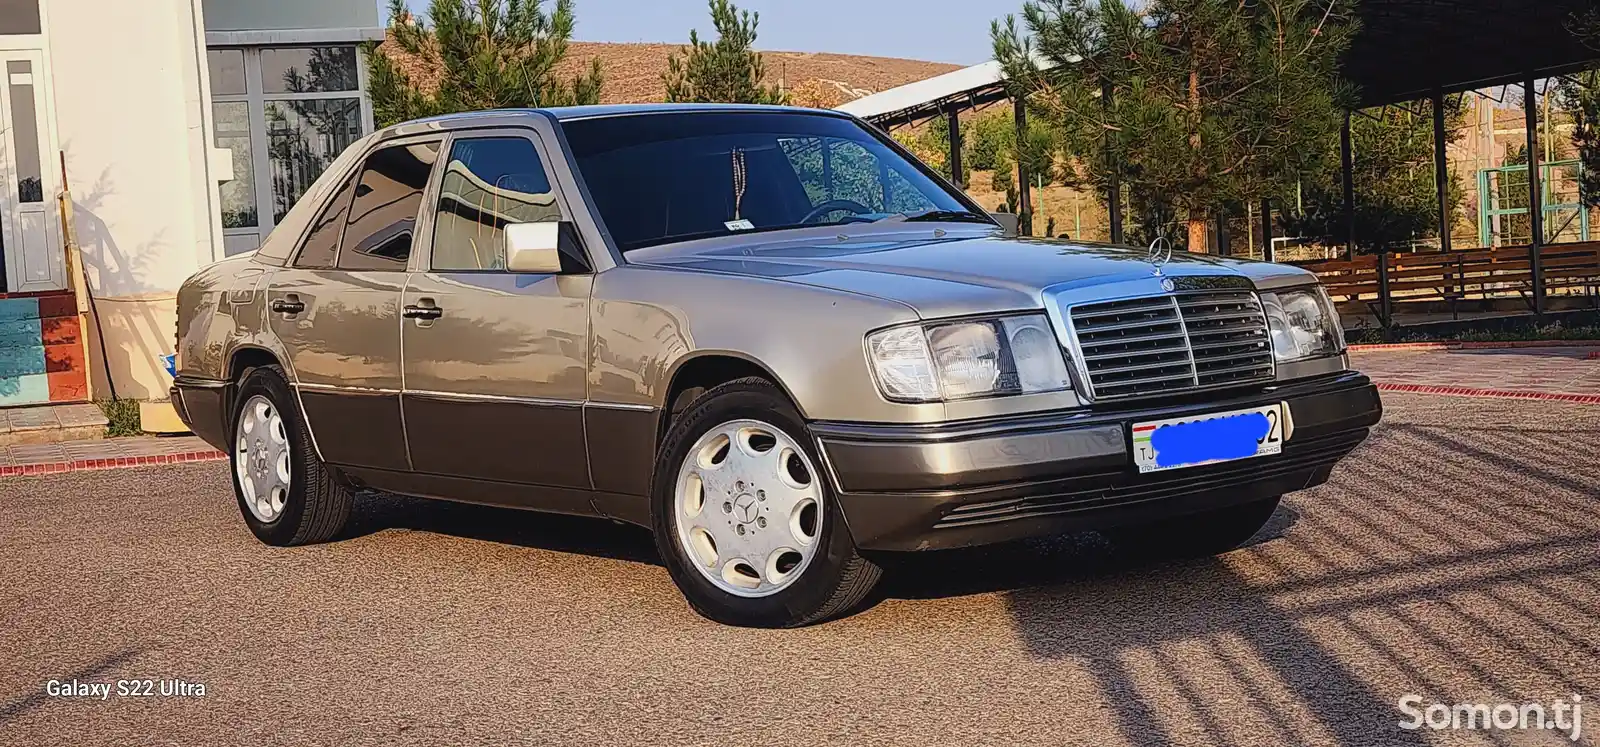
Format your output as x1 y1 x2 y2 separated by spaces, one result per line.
1100 496 1282 560
229 364 354 546
651 377 881 627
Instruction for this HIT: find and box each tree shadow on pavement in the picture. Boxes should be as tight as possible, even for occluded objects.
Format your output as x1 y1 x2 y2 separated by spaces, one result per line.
873 398 1600 746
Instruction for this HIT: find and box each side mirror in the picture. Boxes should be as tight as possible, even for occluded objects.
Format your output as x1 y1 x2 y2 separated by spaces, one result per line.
504 221 576 274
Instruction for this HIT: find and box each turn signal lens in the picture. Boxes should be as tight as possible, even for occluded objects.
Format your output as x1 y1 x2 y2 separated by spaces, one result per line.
865 325 939 402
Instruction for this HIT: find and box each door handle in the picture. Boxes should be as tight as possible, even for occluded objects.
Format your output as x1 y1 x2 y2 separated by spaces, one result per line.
270 296 305 315
403 303 443 320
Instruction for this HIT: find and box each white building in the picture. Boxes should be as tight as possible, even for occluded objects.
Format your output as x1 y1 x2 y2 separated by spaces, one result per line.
0 0 380 406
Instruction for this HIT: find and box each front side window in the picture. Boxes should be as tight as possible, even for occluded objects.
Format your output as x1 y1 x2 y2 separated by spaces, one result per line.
337 141 441 271
432 137 561 271
561 112 980 252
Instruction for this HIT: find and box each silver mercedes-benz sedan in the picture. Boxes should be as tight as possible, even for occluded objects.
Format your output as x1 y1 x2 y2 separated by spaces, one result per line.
172 104 1382 627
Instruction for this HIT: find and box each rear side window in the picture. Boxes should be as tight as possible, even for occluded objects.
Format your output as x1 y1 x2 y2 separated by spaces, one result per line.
260 133 371 264
431 137 560 271
337 141 442 271
293 171 358 269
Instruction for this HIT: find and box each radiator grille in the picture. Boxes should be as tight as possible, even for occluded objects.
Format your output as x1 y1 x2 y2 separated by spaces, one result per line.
1068 290 1273 400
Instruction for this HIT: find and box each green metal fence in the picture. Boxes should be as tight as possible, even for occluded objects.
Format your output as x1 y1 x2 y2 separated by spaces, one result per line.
1476 159 1591 247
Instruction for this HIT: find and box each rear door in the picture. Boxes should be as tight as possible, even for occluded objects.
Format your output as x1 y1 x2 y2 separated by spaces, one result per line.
266 137 442 472
401 130 594 497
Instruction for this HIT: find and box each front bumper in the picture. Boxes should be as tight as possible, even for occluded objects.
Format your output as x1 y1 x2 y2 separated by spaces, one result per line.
814 371 1382 551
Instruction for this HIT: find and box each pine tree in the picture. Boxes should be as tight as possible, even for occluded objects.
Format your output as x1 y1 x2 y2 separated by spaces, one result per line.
664 0 787 104
1561 10 1600 209
1281 99 1467 253
365 0 603 128
994 0 1358 251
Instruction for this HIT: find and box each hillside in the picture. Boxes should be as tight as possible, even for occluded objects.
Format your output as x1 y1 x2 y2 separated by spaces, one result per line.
380 36 960 108
558 42 959 106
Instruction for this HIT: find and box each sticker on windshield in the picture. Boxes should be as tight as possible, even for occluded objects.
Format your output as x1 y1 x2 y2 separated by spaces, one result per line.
724 219 755 231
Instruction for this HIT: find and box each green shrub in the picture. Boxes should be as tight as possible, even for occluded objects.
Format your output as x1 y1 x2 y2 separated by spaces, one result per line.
98 399 143 438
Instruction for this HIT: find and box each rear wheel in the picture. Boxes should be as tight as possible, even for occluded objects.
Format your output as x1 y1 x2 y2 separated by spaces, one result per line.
1100 496 1282 560
652 378 881 627
230 365 354 546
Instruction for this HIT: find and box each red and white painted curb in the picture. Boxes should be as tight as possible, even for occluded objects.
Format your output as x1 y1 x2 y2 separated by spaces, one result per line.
0 449 226 478
1374 383 1600 405
1350 339 1600 352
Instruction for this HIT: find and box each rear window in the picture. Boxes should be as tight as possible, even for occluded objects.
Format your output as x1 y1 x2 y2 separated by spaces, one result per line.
560 112 971 252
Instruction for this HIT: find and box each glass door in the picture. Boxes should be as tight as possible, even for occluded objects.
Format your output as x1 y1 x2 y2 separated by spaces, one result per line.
0 49 62 292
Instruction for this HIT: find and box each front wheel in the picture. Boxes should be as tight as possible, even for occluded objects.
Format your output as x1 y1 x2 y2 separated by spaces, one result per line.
1100 496 1282 560
652 378 881 627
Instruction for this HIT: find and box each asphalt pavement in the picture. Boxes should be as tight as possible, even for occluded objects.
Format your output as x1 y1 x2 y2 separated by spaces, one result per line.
2 393 1597 746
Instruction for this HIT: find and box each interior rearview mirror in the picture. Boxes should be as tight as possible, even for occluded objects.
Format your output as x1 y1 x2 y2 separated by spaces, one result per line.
504 221 576 274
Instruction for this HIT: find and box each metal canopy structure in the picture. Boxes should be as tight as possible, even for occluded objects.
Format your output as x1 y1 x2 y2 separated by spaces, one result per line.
836 0 1600 318
835 61 1017 128
841 0 1599 124
1347 0 1596 106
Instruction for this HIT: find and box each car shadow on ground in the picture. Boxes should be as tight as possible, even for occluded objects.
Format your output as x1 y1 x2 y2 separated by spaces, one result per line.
340 491 661 565
323 398 1598 747
873 404 1600 746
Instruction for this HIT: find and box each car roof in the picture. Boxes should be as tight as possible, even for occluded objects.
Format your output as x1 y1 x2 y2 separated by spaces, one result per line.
543 103 842 120
376 103 853 139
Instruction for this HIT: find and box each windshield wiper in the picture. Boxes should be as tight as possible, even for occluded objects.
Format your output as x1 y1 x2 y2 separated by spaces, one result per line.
880 209 995 225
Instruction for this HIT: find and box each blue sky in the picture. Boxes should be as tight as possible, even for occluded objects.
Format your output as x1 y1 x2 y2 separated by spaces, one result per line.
391 0 1022 65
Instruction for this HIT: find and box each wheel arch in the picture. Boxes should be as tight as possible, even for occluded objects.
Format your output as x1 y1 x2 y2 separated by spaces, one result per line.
658 350 805 446
227 345 282 381
222 345 327 465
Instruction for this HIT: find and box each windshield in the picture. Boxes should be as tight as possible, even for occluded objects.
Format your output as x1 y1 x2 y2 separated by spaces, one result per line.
560 111 987 252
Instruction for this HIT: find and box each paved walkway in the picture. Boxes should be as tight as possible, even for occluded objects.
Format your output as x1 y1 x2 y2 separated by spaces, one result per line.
0 402 107 446
1350 344 1600 401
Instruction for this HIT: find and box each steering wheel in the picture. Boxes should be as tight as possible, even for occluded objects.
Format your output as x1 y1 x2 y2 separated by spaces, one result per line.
800 199 874 224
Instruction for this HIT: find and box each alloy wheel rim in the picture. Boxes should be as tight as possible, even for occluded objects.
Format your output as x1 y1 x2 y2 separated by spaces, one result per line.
235 395 291 523
673 418 824 598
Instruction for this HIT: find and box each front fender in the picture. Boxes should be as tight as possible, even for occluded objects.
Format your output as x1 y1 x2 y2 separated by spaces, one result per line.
589 266 936 424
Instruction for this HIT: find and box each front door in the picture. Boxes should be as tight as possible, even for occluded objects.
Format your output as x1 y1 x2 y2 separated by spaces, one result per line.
0 49 62 292
267 138 441 473
401 132 592 492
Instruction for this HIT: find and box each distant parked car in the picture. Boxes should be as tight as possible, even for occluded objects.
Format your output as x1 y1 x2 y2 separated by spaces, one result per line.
172 105 1381 627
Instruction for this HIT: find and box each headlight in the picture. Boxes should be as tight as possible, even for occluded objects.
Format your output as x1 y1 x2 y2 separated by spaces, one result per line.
1260 286 1344 362
866 315 1072 402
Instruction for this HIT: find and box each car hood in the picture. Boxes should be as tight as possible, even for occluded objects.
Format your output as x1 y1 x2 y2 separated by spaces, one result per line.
629 229 1318 319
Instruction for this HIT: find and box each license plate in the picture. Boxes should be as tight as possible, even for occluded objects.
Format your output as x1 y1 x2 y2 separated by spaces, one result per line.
1131 403 1287 474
